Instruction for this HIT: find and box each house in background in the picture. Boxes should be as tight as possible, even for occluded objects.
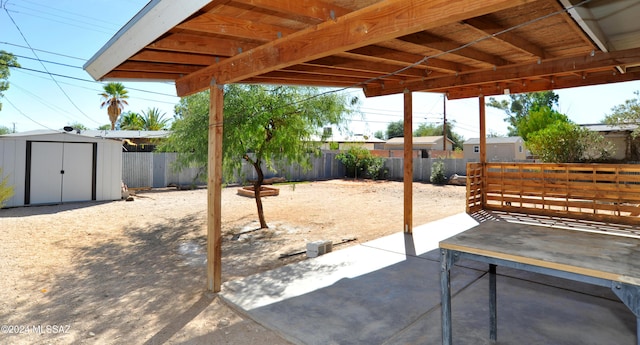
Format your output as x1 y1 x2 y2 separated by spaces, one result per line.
383 136 454 158
0 130 122 207
581 123 639 161
316 134 386 151
464 137 527 162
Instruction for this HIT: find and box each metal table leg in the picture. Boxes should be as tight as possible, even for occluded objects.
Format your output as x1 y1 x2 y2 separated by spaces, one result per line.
489 264 497 341
441 249 454 345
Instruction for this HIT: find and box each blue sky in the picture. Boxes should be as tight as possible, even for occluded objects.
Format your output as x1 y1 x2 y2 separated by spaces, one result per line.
1 0 640 140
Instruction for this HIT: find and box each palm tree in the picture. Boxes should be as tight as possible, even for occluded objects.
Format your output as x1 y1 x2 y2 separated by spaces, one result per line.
141 107 169 130
119 111 144 130
100 82 129 130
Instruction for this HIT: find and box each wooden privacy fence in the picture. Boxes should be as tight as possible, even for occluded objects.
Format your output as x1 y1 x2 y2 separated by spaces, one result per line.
466 162 640 224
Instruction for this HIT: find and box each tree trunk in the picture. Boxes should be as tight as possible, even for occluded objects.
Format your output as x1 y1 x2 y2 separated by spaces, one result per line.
252 161 268 229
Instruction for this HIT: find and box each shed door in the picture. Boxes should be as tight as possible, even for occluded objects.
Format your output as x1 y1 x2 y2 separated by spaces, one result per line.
29 142 64 204
61 143 93 202
28 142 95 204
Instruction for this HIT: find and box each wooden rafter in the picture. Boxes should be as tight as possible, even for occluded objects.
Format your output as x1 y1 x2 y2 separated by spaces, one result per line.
463 16 548 59
130 50 218 65
306 56 429 78
148 33 259 56
175 0 538 96
231 0 352 24
398 31 509 67
176 13 297 42
346 46 470 74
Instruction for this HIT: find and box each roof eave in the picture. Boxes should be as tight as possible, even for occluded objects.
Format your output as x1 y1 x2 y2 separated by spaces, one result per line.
83 0 212 81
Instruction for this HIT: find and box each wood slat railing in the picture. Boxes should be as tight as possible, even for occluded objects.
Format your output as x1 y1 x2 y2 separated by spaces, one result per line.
466 162 640 224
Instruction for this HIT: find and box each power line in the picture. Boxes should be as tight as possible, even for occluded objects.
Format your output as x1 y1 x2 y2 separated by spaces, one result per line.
4 62 179 99
11 53 83 69
3 96 55 130
4 8 102 125
0 41 86 61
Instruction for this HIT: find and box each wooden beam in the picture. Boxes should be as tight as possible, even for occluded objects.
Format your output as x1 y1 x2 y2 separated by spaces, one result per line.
404 90 413 234
176 13 296 42
232 0 351 24
347 46 472 73
365 47 640 96
149 33 259 56
443 69 640 99
130 50 219 65
479 96 487 210
479 96 486 165
116 61 203 74
284 64 406 80
207 81 224 292
102 70 184 80
398 31 509 67
463 16 548 59
310 55 429 78
175 0 537 96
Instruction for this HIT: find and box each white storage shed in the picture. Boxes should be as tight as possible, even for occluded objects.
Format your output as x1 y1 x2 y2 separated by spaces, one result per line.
0 130 122 207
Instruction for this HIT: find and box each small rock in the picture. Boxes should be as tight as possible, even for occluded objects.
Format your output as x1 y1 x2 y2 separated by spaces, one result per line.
126 196 134 201
88 332 96 337
217 318 230 327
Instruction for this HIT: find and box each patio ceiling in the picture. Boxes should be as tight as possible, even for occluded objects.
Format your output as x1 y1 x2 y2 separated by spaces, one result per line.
84 0 640 100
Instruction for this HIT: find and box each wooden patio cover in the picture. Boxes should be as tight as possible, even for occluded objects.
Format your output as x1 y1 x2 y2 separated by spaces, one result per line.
85 0 640 292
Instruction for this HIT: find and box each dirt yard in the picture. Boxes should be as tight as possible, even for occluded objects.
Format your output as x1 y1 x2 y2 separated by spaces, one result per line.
0 180 466 344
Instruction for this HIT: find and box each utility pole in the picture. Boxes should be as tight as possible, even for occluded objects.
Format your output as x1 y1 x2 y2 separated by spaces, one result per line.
442 94 447 151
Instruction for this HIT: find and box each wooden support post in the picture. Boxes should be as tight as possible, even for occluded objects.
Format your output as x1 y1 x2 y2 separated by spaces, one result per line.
404 90 413 234
479 96 487 210
207 81 224 292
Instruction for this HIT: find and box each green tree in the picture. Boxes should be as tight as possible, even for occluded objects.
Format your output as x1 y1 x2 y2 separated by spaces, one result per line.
488 91 559 135
100 82 129 130
0 126 11 134
526 122 613 162
604 90 640 137
97 124 111 130
373 130 385 140
515 106 568 141
141 107 170 130
0 51 19 112
386 120 404 139
163 85 357 229
118 111 144 130
413 122 465 150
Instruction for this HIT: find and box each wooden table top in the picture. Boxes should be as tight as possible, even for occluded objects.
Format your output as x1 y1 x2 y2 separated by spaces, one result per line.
439 221 640 285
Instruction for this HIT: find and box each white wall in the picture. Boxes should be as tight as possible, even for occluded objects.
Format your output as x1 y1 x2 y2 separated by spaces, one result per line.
0 138 26 207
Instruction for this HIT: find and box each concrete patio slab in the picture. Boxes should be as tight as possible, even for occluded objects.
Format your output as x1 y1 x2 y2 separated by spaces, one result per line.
220 213 637 344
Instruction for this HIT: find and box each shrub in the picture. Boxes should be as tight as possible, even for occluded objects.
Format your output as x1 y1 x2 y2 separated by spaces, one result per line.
0 168 14 208
336 146 386 180
430 159 447 185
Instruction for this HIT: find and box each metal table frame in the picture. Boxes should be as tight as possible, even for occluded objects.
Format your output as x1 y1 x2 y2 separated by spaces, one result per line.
440 247 640 345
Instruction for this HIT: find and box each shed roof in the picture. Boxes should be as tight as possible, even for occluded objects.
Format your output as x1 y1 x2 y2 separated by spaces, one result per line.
84 0 640 100
464 136 524 145
0 130 122 143
80 130 171 139
580 123 639 132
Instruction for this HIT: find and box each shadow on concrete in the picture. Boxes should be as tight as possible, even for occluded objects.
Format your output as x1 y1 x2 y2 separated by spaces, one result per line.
224 246 637 345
